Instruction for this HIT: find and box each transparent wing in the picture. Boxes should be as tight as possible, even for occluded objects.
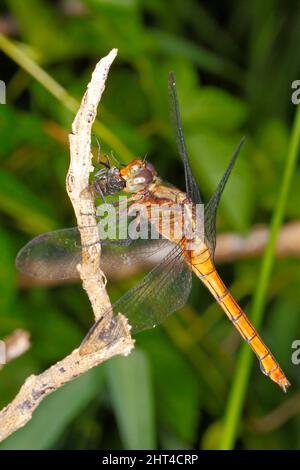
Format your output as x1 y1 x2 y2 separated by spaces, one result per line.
16 227 175 281
113 240 191 332
81 240 192 352
16 228 82 281
16 195 187 281
204 138 245 255
168 72 202 204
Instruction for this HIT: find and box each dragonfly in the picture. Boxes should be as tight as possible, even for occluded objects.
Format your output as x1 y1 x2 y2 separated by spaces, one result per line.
16 72 290 391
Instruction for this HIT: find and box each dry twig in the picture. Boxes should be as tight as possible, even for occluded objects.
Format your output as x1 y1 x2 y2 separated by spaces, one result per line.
0 49 134 443
0 329 31 371
215 221 300 262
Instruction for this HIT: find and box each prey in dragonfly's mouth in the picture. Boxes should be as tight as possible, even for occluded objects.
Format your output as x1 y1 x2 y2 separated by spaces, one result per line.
92 155 126 200
92 155 158 200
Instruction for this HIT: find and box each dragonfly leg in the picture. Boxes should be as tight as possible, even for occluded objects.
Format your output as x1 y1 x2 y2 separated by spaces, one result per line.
93 182 107 203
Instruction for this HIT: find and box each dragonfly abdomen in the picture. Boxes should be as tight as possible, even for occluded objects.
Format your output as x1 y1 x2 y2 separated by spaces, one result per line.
190 248 290 391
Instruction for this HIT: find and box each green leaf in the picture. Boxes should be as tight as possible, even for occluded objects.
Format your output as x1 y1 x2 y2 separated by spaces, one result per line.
187 130 253 232
139 330 202 445
0 228 17 312
256 119 289 165
201 420 223 450
0 369 104 450
7 0 73 60
85 0 138 13
183 87 248 131
0 169 57 234
18 288 83 361
0 106 49 158
266 297 300 366
105 349 156 449
146 30 244 85
286 169 300 218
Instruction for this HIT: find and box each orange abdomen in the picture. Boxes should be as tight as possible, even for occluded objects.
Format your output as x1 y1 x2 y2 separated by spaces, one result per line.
190 246 290 391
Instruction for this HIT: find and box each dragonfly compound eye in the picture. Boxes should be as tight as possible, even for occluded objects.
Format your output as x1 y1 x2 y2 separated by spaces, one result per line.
136 168 154 185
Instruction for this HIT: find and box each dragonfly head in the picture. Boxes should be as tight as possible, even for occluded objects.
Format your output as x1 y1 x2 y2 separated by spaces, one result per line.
120 159 156 193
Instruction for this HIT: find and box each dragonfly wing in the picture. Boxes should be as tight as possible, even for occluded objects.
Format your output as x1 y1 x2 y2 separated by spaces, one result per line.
205 138 245 255
81 240 192 351
16 228 82 281
100 202 186 277
101 239 174 278
114 241 191 333
168 72 202 205
16 226 175 281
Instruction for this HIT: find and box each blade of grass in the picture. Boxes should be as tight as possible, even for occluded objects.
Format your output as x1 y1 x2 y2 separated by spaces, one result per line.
0 32 134 161
105 349 156 450
147 30 245 86
219 102 300 450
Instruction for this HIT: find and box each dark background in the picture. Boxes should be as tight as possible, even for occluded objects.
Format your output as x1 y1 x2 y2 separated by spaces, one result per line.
0 0 300 450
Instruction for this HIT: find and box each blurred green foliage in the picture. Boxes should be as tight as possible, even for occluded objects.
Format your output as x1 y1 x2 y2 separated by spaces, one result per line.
0 0 300 450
